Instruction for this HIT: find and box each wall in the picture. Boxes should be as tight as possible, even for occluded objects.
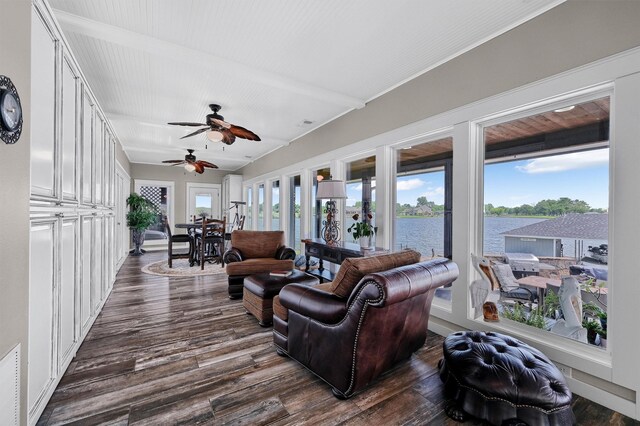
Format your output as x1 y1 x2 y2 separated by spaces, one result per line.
130 163 228 225
114 140 131 177
240 0 640 180
0 1 31 424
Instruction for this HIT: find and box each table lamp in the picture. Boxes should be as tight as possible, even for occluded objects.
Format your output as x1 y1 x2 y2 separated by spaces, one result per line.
316 177 347 245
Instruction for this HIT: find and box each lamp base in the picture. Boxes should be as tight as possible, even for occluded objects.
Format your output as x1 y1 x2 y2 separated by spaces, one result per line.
321 200 341 245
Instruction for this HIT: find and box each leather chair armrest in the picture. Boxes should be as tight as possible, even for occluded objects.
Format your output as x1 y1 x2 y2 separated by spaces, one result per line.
223 247 244 264
350 258 459 307
279 284 348 324
275 245 296 260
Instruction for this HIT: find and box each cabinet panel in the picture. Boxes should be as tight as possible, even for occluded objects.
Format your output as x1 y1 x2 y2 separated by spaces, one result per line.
94 116 104 205
58 218 78 369
30 13 57 199
80 216 93 334
81 90 93 204
109 138 116 207
61 56 78 202
92 216 104 312
28 220 56 413
106 215 115 291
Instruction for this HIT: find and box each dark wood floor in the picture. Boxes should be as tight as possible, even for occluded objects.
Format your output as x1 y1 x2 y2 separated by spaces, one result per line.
38 251 637 425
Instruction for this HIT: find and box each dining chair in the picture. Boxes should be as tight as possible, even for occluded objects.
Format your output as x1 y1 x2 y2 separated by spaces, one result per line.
164 216 194 268
197 217 226 270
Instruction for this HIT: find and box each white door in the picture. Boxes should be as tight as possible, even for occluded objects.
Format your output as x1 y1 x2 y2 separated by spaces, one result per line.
187 184 221 221
115 166 130 267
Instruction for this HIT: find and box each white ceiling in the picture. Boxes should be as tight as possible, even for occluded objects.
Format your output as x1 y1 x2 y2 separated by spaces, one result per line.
49 0 563 171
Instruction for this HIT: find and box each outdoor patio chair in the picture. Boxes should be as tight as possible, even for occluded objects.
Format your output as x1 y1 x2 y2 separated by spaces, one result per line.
491 263 538 304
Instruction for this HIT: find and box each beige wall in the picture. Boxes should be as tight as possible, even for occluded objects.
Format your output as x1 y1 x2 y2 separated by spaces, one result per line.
130 163 229 225
240 0 640 179
115 140 131 176
0 1 32 423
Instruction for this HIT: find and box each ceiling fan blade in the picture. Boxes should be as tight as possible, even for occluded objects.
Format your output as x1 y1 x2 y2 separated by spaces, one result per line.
167 122 207 127
179 127 209 139
228 124 261 141
221 129 236 145
193 163 205 174
162 160 186 164
198 160 218 169
211 118 231 129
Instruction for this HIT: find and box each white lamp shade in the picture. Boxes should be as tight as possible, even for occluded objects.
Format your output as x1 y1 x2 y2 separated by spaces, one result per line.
184 163 196 172
316 179 347 199
206 129 224 142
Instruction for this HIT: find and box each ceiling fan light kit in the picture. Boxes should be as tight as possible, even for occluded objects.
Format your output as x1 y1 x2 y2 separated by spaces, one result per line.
206 129 224 142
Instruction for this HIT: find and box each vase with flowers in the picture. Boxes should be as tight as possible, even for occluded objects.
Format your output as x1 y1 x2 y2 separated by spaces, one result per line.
347 213 377 249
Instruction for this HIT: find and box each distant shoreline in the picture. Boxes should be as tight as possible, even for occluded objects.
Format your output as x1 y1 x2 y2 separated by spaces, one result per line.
394 214 554 219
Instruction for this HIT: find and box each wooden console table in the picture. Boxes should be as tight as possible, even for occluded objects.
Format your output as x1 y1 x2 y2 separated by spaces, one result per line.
302 238 387 283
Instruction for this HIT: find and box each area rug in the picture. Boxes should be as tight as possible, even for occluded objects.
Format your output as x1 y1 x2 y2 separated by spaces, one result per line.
141 258 226 277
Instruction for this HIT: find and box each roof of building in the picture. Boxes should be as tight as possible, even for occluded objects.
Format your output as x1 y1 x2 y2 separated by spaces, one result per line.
501 213 608 240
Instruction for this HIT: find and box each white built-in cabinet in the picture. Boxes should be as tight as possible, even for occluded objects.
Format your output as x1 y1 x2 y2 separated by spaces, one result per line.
222 174 244 219
27 6 120 425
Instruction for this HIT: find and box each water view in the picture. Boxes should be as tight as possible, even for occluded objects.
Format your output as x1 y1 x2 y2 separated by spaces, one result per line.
282 216 606 258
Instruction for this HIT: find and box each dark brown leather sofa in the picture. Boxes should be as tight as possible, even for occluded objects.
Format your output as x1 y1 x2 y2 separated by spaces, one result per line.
272 251 459 399
223 230 296 299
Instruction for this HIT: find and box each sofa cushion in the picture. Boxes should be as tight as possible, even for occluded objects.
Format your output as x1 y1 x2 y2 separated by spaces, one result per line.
226 258 294 276
230 230 286 259
329 249 421 298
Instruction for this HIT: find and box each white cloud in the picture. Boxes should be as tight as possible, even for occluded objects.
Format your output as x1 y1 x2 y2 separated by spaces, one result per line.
423 186 445 198
397 178 425 191
516 150 608 174
418 186 445 204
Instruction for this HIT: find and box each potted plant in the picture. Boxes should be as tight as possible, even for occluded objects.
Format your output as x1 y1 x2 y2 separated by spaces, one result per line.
582 319 602 345
347 213 377 249
598 328 607 349
126 192 159 256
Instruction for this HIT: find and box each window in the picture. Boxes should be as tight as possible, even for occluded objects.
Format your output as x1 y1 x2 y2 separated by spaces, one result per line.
289 175 301 252
257 184 264 231
345 156 375 244
271 180 280 230
395 137 453 257
482 95 610 349
245 187 253 230
312 167 330 239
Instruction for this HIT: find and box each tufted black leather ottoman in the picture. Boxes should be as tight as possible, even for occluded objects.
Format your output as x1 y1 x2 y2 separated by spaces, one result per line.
439 331 574 426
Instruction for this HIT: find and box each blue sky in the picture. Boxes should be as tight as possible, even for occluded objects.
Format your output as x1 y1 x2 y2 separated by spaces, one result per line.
356 148 609 209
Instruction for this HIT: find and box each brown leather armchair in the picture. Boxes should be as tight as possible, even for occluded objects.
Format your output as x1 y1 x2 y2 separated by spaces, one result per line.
272 253 458 399
223 230 296 299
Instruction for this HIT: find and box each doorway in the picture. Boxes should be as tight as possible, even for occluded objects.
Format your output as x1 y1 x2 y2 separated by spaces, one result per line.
186 183 221 222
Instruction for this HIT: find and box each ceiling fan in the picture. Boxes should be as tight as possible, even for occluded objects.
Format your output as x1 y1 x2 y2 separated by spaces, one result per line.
162 149 218 174
168 104 261 145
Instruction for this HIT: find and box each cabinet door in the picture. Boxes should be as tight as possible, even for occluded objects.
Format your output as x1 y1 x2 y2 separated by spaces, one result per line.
58 217 78 369
61 56 78 202
106 215 115 291
81 88 94 204
80 215 93 335
109 137 116 207
28 220 56 413
94 116 104 206
92 215 104 312
30 13 58 199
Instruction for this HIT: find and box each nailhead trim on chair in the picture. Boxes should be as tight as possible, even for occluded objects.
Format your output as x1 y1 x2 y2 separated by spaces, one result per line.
345 280 384 395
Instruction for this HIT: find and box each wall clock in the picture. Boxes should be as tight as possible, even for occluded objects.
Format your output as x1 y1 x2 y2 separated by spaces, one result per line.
0 75 23 144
